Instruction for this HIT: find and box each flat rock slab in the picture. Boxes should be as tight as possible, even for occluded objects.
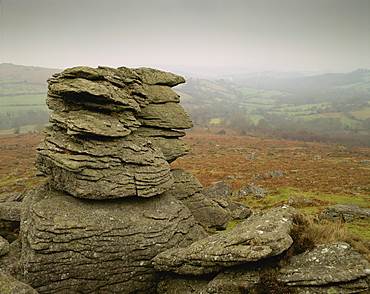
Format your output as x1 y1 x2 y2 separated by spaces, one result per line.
143 84 180 104
21 181 207 294
279 241 370 286
50 109 140 137
138 102 193 129
134 67 186 86
49 78 142 111
153 206 297 275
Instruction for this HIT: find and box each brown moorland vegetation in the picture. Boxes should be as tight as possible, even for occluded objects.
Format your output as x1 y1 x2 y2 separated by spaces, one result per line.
0 126 369 240
172 126 370 196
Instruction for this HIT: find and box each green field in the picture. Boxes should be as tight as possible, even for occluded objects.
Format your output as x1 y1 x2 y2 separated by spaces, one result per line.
0 83 47 96
0 94 48 113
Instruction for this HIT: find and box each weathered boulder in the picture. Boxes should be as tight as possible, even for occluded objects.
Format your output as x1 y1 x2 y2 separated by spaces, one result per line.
199 262 280 294
152 206 297 275
252 170 284 179
201 181 232 199
35 126 173 199
21 181 208 294
293 280 370 294
227 201 253 220
234 183 269 198
133 126 186 138
320 203 370 222
201 181 253 220
279 241 370 292
0 269 38 294
164 169 230 230
48 66 148 107
0 192 24 202
287 195 313 208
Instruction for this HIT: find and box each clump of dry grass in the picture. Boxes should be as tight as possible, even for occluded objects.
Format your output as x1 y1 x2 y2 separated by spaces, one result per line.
287 214 370 261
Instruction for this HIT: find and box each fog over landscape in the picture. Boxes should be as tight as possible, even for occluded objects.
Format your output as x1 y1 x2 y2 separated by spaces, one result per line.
1 0 369 75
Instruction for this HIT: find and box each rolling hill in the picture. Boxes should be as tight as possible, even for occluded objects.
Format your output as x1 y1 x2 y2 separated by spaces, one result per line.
1 64 370 145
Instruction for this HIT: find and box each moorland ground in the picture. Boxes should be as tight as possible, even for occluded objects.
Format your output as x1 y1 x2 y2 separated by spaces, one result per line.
0 126 369 238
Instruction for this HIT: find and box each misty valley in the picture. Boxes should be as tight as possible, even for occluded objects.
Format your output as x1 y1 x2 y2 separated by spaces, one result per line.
1 64 370 148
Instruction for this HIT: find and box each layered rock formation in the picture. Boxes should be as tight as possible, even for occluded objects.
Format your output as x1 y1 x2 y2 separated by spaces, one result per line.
36 66 191 200
153 206 296 275
157 241 370 294
20 66 208 293
21 181 207 293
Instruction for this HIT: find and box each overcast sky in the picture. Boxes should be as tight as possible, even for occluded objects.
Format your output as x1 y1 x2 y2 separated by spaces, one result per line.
1 0 369 74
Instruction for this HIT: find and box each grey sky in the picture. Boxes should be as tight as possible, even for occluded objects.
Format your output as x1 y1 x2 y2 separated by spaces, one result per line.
1 0 369 73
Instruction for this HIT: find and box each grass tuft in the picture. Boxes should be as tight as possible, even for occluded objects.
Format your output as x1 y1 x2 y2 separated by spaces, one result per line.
286 214 370 261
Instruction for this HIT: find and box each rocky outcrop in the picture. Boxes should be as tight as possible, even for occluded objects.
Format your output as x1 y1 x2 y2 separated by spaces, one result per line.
252 170 284 179
279 241 370 293
157 242 370 294
19 66 211 293
201 181 253 220
36 65 191 200
152 206 297 275
201 181 232 199
320 203 370 222
234 183 269 198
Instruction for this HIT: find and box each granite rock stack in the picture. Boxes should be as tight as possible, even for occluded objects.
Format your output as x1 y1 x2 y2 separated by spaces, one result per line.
35 66 192 200
20 66 208 293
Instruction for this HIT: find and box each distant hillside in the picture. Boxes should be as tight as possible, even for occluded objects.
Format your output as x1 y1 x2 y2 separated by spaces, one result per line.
230 68 370 93
0 64 61 133
1 64 370 145
176 69 370 146
0 63 60 85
